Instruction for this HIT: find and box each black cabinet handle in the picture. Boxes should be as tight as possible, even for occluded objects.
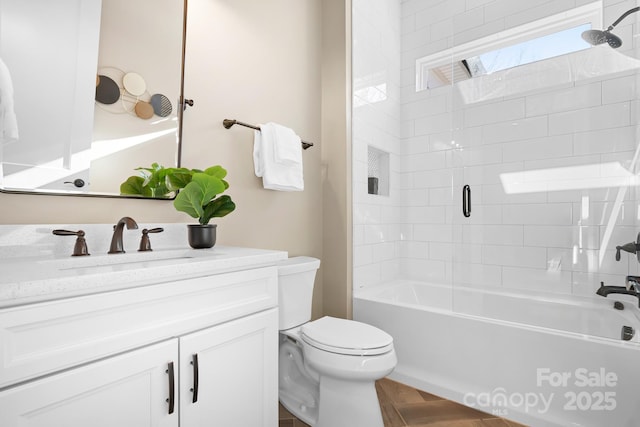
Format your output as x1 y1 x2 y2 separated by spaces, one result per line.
191 353 199 403
166 362 175 414
463 185 471 217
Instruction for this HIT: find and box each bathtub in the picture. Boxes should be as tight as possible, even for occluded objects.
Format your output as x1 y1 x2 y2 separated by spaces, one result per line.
353 280 640 427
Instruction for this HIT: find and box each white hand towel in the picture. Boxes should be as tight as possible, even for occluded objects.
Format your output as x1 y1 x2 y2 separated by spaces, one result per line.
269 123 302 165
253 123 304 191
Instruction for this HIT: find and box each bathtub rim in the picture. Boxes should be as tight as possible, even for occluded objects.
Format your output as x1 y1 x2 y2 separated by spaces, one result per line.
354 279 640 349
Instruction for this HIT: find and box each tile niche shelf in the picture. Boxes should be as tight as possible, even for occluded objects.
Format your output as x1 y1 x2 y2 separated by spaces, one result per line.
368 146 389 196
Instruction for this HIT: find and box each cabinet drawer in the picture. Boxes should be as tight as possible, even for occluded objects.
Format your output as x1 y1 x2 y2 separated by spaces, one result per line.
0 266 277 388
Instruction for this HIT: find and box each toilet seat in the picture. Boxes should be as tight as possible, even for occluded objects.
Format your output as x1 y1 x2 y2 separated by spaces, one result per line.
300 316 393 356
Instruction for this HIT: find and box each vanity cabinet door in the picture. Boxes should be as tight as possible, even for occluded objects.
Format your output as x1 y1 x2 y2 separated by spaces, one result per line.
179 308 278 427
0 339 179 427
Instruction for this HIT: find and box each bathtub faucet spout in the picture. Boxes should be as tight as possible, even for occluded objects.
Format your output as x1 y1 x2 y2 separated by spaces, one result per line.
596 282 640 308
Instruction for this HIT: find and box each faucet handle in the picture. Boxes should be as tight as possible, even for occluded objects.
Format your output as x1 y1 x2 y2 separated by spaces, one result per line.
138 228 164 252
52 229 90 257
615 232 640 262
616 242 637 261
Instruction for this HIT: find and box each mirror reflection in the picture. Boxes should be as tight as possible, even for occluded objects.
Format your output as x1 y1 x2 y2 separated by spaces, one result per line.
0 0 185 197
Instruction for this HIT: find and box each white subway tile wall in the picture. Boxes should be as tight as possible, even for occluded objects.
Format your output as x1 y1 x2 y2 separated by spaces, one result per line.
353 0 640 298
353 0 403 287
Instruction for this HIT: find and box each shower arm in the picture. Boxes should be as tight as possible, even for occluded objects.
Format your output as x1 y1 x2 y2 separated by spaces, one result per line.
607 6 640 31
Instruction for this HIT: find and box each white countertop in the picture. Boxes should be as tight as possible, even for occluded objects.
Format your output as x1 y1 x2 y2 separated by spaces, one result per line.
0 224 288 308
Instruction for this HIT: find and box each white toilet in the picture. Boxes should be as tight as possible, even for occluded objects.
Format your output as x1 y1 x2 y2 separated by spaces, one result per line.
277 257 397 427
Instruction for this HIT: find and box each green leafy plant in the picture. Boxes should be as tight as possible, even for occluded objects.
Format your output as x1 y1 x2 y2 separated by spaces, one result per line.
120 163 192 198
173 167 236 225
120 163 236 224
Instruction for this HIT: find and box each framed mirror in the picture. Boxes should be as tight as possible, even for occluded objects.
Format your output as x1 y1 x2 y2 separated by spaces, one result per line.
0 0 187 198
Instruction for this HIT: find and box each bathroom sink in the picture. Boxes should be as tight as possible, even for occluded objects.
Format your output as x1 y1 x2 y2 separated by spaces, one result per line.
0 223 289 308
41 249 197 271
57 255 195 272
0 246 234 295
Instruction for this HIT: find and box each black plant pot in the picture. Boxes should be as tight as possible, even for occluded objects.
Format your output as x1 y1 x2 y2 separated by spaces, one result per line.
187 224 217 249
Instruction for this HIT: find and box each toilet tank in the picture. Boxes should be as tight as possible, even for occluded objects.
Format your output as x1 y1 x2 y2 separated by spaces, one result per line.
277 256 321 330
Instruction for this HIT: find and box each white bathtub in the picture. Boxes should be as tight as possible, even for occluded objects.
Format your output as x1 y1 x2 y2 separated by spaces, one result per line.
354 280 640 427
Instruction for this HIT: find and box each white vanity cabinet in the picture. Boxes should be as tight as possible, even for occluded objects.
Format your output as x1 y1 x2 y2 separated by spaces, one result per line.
0 262 280 427
180 308 277 426
0 339 179 427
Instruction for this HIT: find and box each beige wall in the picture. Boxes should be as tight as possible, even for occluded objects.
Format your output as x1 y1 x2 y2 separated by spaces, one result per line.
182 0 324 317
321 0 352 319
0 0 349 320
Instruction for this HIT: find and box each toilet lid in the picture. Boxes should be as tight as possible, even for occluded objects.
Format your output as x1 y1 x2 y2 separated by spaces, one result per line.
300 316 393 356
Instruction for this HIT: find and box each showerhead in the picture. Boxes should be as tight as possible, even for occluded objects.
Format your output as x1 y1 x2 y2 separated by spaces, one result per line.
581 29 622 48
581 6 640 49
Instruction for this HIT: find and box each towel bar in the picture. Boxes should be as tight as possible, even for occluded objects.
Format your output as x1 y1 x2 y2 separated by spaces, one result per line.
222 119 314 150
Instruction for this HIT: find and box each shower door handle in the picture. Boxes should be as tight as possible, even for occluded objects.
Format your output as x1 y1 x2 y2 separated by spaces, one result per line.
462 185 471 217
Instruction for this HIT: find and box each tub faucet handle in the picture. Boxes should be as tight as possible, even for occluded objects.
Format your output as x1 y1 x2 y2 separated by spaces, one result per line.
615 232 640 262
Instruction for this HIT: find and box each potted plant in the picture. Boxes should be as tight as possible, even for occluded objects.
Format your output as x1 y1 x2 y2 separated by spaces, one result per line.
121 163 236 248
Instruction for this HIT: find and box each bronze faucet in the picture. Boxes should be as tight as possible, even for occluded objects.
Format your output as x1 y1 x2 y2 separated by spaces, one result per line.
108 217 138 254
52 229 90 256
596 281 640 308
138 227 164 252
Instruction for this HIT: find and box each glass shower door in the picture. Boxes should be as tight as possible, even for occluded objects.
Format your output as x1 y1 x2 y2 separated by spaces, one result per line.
446 1 640 337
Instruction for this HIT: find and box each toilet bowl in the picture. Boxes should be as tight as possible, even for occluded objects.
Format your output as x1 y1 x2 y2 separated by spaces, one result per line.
277 257 397 427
